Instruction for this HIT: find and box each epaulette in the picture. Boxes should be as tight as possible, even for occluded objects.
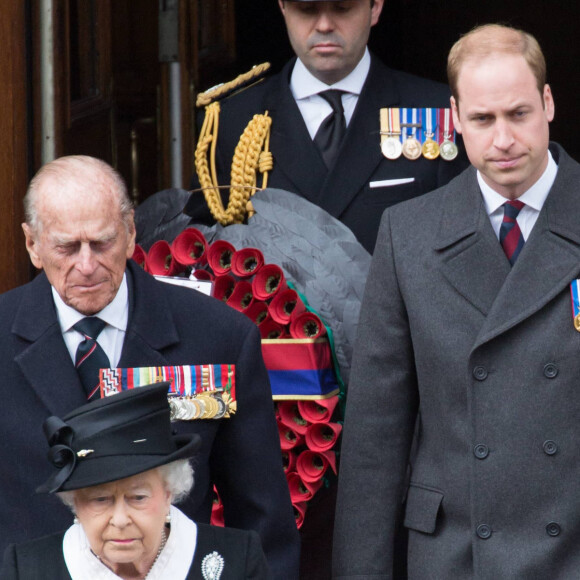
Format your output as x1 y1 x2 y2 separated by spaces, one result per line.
196 62 271 108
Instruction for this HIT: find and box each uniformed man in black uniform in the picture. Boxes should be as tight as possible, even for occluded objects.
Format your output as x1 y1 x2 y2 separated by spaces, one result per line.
187 0 467 254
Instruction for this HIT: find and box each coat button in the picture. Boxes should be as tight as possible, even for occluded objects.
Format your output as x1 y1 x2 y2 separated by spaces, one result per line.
546 522 561 536
477 524 492 539
543 440 558 455
474 444 489 459
543 363 558 378
473 366 488 381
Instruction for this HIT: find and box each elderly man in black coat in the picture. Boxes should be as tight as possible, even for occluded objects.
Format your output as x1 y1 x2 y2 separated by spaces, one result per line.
0 155 299 578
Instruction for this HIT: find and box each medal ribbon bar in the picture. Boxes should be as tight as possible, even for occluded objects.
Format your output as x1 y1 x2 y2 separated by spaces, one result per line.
98 364 237 420
379 108 457 161
569 280 580 332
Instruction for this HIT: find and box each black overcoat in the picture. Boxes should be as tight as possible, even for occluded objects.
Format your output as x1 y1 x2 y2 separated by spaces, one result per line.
0 261 299 578
0 522 271 579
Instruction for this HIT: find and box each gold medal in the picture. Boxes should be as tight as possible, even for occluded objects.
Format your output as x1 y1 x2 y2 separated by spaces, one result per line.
200 394 219 419
402 137 422 160
422 138 440 160
574 313 580 332
422 108 440 160
195 397 207 418
189 398 203 419
380 108 402 160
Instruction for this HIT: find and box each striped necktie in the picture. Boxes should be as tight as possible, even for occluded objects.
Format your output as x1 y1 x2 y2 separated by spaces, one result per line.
499 200 525 265
73 317 110 400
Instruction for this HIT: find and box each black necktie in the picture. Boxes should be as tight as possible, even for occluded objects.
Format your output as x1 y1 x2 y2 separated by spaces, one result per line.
313 90 346 169
73 317 110 401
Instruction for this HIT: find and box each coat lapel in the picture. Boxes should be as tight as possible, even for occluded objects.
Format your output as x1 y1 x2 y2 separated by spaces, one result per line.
435 168 511 316
265 60 328 203
119 261 180 367
318 57 401 217
473 146 580 349
12 264 182 417
12 273 87 416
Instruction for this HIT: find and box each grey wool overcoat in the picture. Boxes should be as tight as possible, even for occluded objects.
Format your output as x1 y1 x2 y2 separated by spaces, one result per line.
333 143 580 579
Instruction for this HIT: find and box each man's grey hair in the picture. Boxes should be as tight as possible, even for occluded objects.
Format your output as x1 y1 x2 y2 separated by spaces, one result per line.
24 155 134 233
57 460 195 512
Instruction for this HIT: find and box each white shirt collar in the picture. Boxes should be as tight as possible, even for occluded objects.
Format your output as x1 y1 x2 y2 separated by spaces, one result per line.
479 150 558 216
290 47 371 100
52 274 129 333
63 505 196 580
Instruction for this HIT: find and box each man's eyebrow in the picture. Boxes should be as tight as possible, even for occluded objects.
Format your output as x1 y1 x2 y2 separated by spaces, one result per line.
465 110 492 119
92 233 118 243
50 236 78 246
51 232 118 245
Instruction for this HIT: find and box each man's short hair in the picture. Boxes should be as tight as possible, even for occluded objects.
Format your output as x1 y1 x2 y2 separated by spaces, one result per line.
282 0 376 6
447 24 546 101
24 156 133 233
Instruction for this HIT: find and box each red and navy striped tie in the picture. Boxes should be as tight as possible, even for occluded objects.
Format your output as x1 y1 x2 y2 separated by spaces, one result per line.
73 317 110 401
500 200 525 265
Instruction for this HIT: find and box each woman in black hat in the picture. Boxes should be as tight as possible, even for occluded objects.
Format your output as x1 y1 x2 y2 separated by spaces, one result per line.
0 383 271 580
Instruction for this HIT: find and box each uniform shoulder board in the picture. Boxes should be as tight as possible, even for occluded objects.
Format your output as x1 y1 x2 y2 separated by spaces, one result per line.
196 62 271 108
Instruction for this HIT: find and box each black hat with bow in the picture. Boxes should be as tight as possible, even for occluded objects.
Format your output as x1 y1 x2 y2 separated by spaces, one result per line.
37 382 200 493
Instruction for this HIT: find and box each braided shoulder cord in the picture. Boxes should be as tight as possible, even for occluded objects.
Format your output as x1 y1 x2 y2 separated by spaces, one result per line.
194 102 225 221
228 113 272 224
196 63 271 108
194 103 273 225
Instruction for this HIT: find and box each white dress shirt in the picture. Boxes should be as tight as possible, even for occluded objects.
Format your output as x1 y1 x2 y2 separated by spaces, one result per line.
289 48 371 139
479 151 558 241
53 274 129 368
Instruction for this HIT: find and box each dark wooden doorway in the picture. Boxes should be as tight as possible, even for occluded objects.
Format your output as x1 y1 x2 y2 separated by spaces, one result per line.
32 0 237 208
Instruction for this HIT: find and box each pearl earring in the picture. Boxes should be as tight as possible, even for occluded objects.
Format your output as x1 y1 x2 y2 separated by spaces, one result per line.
165 512 171 524
74 517 79 525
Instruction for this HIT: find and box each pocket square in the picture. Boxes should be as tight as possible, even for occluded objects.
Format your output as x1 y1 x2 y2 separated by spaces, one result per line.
369 177 415 188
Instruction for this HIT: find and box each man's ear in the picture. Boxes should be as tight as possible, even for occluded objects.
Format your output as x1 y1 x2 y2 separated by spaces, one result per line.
543 84 555 122
22 223 43 270
124 210 136 260
371 0 385 27
451 96 462 134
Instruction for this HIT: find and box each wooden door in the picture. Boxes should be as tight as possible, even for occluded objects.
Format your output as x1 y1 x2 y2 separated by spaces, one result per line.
32 0 114 166
0 1 32 292
32 0 238 205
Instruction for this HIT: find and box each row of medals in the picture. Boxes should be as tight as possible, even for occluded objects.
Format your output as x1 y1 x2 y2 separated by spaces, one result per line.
381 132 458 162
169 392 229 421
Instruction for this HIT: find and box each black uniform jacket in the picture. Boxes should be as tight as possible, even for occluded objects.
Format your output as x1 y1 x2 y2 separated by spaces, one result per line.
187 54 468 252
